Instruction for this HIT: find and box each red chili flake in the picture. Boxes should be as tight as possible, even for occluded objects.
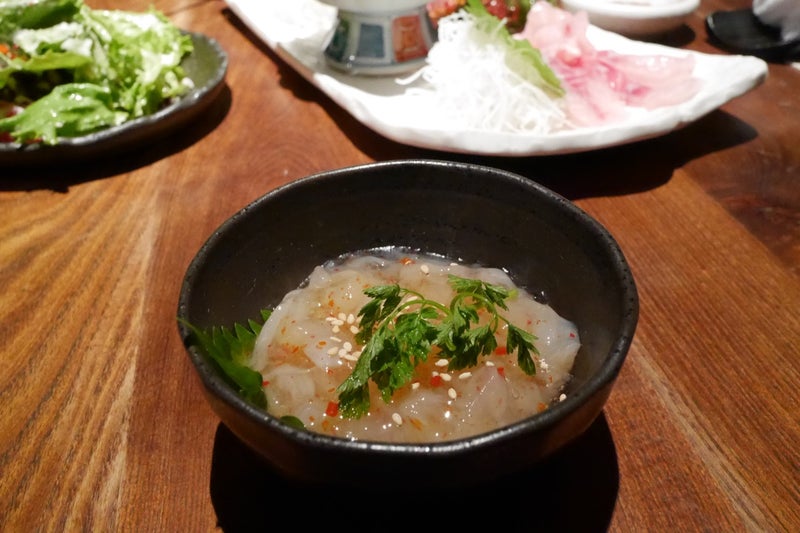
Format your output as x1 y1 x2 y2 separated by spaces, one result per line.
569 332 576 338
537 402 548 412
494 346 508 356
262 380 270 387
496 367 506 378
400 257 414 265
430 375 443 387
325 401 339 417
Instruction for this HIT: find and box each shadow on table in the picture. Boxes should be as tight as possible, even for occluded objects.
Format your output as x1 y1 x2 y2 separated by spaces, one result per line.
353 109 758 203
0 86 231 193
209 413 619 533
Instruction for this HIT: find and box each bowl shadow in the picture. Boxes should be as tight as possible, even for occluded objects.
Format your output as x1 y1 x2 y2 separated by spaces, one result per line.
209 413 619 532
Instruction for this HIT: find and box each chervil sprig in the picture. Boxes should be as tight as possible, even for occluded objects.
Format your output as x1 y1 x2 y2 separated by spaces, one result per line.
336 274 539 419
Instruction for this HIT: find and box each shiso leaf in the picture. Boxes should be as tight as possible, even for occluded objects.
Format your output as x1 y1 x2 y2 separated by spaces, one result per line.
179 310 271 409
464 0 564 97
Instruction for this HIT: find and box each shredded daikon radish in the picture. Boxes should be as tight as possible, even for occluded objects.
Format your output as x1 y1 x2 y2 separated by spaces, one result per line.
402 10 570 135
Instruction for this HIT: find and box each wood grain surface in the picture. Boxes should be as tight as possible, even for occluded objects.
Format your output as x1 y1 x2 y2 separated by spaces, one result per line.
1 0 798 531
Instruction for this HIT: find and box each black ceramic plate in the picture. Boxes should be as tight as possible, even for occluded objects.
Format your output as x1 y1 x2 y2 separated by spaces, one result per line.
706 9 800 60
0 32 228 166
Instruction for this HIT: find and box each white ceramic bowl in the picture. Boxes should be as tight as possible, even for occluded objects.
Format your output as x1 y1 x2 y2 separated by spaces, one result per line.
320 0 429 13
560 0 700 38
319 0 435 75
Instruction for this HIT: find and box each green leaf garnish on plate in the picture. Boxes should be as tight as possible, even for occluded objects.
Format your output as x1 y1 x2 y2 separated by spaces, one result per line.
180 274 540 425
336 274 540 419
179 310 271 409
464 0 564 97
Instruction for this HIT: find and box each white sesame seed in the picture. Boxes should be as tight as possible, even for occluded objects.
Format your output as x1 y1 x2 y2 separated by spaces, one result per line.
420 264 430 274
327 347 338 356
332 325 340 333
448 387 457 399
330 336 342 342
485 361 495 367
540 360 549 370
349 325 359 334
435 359 449 367
338 312 347 321
432 371 439 377
325 316 336 322
331 319 344 326
338 348 348 357
559 393 567 402
440 373 452 382
411 382 420 390
459 372 472 380
392 413 403 425
351 350 361 358
343 341 352 351
347 313 356 324
343 354 359 362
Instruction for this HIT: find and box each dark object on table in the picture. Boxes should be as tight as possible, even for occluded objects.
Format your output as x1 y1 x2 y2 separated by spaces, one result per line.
706 8 800 61
177 159 639 488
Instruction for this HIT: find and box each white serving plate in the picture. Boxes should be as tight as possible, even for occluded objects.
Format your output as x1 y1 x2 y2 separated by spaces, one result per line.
560 0 700 38
226 0 768 157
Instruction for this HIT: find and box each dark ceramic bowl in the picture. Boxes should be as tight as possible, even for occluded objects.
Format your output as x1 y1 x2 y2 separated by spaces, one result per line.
177 159 638 488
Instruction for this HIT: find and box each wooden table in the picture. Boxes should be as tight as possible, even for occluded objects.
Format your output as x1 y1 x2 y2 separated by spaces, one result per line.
2 0 797 530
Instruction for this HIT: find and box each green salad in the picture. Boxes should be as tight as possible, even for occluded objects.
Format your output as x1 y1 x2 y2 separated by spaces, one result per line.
0 0 193 144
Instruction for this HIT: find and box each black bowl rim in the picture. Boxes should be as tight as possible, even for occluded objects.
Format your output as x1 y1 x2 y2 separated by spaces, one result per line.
177 158 639 456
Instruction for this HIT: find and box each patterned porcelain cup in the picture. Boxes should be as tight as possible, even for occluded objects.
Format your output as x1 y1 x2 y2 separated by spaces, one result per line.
320 0 436 75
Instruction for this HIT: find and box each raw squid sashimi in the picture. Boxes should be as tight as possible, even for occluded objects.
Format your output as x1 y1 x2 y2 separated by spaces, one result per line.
249 250 580 443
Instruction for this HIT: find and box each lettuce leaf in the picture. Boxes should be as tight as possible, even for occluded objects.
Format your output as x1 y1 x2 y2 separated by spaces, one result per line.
0 0 80 40
0 0 193 144
0 83 126 143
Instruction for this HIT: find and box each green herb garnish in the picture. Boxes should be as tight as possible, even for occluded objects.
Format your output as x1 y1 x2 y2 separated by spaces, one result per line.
464 0 564 97
279 415 305 430
179 310 271 409
336 274 539 419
